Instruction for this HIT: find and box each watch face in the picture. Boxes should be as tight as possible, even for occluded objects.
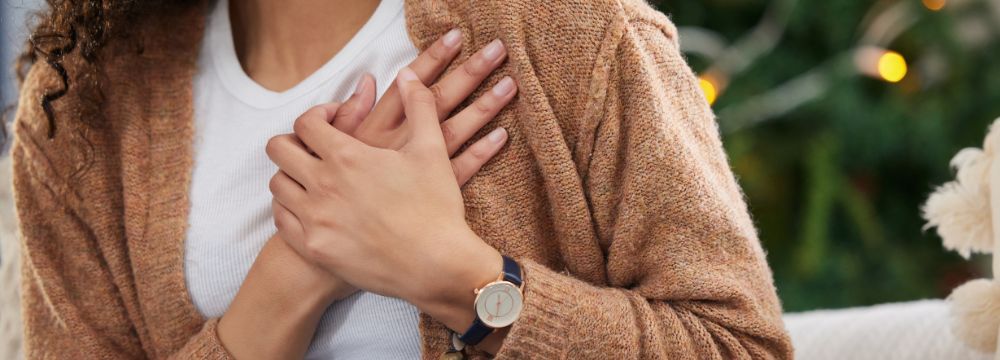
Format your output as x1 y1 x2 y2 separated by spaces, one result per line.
475 281 523 328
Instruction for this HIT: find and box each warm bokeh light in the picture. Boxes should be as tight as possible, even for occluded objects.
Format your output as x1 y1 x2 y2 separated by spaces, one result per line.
922 0 946 11
699 77 717 105
877 51 908 83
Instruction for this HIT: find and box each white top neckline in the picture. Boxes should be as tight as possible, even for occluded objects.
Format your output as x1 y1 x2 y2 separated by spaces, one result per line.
188 0 423 358
207 0 404 109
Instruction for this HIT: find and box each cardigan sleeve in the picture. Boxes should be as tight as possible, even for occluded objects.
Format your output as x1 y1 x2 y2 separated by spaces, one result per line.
11 105 233 360
492 19 794 360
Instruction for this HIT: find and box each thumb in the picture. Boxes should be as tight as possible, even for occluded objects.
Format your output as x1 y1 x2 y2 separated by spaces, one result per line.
396 67 446 152
332 74 376 134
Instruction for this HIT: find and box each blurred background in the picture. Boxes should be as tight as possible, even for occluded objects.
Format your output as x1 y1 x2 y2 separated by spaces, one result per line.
0 0 999 337
1 1 30 121
656 0 1000 312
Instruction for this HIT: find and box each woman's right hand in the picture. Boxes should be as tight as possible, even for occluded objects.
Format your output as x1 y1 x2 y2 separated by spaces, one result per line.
218 29 513 360
278 28 513 303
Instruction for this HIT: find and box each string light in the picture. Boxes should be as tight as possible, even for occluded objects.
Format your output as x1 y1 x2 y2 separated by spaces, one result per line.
699 76 719 105
922 0 946 11
877 51 908 83
689 0 945 127
854 47 909 83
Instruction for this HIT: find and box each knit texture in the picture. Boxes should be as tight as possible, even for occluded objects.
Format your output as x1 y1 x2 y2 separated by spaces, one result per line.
10 0 793 359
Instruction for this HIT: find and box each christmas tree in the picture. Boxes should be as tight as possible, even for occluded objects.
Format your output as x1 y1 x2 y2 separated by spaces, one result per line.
658 0 1000 311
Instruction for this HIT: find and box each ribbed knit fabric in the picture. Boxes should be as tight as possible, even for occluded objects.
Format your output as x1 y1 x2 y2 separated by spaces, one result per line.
186 0 421 358
10 0 794 359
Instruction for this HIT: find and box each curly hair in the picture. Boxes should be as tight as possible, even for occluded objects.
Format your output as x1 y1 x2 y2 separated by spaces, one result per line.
3 0 188 149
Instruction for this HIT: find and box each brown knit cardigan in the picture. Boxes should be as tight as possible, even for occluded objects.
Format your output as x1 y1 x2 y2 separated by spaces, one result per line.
10 0 793 358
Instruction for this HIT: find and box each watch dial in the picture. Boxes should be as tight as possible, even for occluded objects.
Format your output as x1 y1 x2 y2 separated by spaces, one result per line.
475 281 523 328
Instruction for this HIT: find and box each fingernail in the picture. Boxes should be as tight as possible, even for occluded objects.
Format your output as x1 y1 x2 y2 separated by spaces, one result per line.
492 76 515 96
353 75 368 95
397 67 419 85
482 39 505 61
442 28 462 48
487 127 507 143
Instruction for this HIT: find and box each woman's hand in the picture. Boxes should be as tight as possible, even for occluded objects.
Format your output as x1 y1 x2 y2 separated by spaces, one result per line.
262 30 512 306
221 29 506 359
321 30 513 184
267 66 512 332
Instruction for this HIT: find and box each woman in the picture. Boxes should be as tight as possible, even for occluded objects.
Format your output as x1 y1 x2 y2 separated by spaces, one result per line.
10 0 793 359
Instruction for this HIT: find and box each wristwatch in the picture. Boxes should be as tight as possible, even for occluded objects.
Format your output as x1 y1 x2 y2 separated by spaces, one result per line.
457 255 524 346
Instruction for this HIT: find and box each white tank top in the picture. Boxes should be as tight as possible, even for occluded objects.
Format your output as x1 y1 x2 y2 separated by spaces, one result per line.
185 1 423 358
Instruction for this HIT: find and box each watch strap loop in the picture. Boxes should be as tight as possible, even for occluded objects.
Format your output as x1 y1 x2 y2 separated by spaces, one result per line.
457 317 494 345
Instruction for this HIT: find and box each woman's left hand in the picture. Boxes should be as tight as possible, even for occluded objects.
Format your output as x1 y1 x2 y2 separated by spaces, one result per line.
266 67 506 329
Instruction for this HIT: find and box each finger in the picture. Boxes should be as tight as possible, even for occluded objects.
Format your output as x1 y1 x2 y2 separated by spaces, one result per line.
441 76 517 155
269 171 309 214
311 103 342 155
265 134 320 186
397 67 447 152
451 127 508 186
332 74 376 134
293 105 367 159
272 199 306 251
429 39 507 120
313 102 341 123
364 28 464 131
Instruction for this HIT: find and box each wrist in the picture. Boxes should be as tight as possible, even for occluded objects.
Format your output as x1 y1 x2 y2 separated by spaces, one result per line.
408 226 502 333
262 236 342 310
218 238 334 359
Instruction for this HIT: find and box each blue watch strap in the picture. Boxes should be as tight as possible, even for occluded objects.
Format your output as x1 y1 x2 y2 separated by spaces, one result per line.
458 255 523 346
502 255 523 287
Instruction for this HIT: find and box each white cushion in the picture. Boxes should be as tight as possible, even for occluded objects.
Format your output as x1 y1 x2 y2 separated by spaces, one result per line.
785 300 994 360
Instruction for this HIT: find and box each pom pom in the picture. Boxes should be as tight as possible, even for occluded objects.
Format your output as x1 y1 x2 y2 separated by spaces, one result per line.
923 148 993 258
923 118 1000 258
949 278 1000 352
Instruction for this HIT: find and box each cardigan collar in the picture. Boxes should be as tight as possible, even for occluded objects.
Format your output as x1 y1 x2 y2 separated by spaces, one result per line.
110 1 215 355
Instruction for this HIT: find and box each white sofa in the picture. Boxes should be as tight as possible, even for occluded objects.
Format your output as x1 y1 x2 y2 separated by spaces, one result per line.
786 300 993 359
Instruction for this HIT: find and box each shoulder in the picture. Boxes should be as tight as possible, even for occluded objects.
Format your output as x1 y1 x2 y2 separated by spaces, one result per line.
12 1 207 179
405 0 686 145
485 0 681 122
10 57 100 201
468 0 677 45
13 62 59 144
455 0 682 97
410 0 678 57
12 57 89 165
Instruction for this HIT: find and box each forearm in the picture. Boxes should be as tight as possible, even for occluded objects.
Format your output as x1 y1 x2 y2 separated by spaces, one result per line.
409 232 789 359
503 260 790 359
423 257 789 359
217 236 336 359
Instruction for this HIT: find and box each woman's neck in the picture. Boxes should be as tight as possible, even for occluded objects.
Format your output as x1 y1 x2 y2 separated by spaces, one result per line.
229 0 381 92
